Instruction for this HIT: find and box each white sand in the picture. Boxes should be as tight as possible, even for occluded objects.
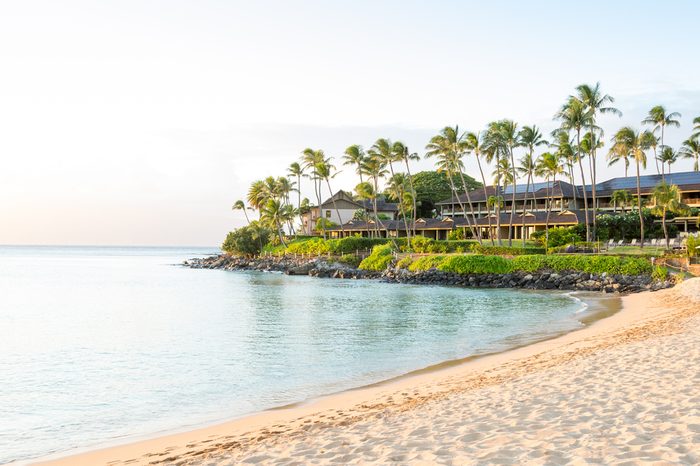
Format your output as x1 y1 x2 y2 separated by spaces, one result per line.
38 279 700 465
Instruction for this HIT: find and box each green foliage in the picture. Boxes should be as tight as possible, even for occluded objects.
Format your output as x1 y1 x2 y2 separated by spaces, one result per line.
315 217 338 232
408 255 447 272
411 171 481 217
337 254 362 268
447 228 467 240
530 226 582 248
286 237 331 255
471 244 546 256
221 224 271 256
396 255 414 269
595 211 675 241
358 244 394 271
404 253 655 276
651 265 669 281
438 255 512 274
688 234 700 258
407 236 476 253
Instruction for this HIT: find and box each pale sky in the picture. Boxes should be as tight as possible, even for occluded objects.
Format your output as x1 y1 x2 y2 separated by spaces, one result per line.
2 0 699 246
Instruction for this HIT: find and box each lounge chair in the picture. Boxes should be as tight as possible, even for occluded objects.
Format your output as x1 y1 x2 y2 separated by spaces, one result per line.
617 239 624 247
650 239 657 246
608 239 616 248
630 238 637 246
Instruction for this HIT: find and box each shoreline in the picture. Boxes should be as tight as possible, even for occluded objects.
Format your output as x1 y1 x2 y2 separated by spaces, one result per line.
33 283 688 466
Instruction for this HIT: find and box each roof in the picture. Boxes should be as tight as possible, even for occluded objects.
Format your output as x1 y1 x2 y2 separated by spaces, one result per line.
585 171 700 196
320 190 399 212
436 180 578 205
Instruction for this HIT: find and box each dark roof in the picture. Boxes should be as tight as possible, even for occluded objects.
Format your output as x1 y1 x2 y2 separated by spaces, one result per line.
320 190 399 212
586 171 700 196
360 198 400 212
436 180 578 205
470 210 586 226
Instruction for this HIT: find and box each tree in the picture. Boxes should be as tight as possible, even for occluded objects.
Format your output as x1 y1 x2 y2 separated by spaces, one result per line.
642 105 681 174
232 200 251 225
360 153 388 237
425 126 480 241
680 137 700 172
607 141 631 177
315 157 345 235
554 97 594 241
394 141 420 238
247 180 268 215
576 83 621 236
610 190 633 213
694 116 700 139
355 181 380 237
651 182 690 249
301 148 326 238
343 145 366 184
222 223 271 257
370 138 409 240
260 199 289 246
535 152 565 247
410 171 478 218
287 162 305 233
610 127 653 247
466 131 494 244
658 146 679 178
518 125 548 245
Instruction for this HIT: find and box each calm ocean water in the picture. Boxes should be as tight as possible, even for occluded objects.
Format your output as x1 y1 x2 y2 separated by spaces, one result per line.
0 246 587 464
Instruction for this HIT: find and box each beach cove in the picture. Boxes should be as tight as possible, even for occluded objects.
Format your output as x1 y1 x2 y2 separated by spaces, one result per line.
35 273 700 465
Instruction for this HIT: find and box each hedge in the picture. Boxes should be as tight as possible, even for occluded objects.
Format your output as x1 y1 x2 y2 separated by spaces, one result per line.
358 244 395 271
470 244 546 256
403 254 655 276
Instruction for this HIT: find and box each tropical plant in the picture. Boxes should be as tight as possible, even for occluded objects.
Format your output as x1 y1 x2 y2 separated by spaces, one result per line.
609 127 653 247
393 141 420 238
221 223 271 256
642 105 681 174
657 145 679 178
610 190 633 213
679 137 700 172
535 151 565 247
232 200 251 225
518 125 548 246
362 148 389 237
343 144 366 184
301 148 326 238
315 157 345 235
287 162 304 232
355 181 380 238
465 130 494 245
650 182 690 249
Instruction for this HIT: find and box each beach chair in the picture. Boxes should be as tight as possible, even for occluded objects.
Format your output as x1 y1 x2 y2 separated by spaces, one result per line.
617 239 624 247
608 239 616 248
650 239 657 246
630 238 637 246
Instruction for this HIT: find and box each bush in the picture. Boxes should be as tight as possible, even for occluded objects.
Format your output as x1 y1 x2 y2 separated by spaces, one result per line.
221 224 271 256
315 217 338 232
651 265 669 280
337 254 362 268
358 244 394 271
396 256 414 269
438 255 512 274
471 244 546 256
286 237 331 255
531 226 582 248
408 255 447 272
687 234 699 258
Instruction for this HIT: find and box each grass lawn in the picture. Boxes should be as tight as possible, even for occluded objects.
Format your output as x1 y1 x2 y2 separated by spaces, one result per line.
603 246 668 256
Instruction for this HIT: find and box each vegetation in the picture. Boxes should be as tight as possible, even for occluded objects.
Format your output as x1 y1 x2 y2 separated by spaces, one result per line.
687 234 699 257
470 244 546 255
650 182 690 248
358 244 394 271
222 223 271 256
530 226 582 248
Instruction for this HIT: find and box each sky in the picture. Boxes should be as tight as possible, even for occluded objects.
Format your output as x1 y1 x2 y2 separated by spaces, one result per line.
1 0 699 246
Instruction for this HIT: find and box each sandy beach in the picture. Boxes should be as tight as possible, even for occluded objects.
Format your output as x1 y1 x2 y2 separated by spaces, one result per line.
37 278 700 466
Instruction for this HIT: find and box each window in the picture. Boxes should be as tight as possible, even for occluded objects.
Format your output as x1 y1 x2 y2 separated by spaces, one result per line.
325 210 332 218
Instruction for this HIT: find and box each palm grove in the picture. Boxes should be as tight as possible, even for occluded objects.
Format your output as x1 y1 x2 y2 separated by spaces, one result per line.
231 83 700 254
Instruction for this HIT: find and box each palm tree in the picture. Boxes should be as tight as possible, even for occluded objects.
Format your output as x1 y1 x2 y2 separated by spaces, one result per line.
260 199 288 246
316 157 345 236
642 105 681 173
576 83 621 232
247 180 268 217
552 131 577 204
651 182 690 249
343 145 366 184
658 146 679 178
361 153 388 238
232 200 251 225
355 181 380 238
518 125 548 245
555 97 594 241
301 148 326 238
694 116 700 139
393 142 420 239
680 137 700 172
370 138 408 239
610 190 633 213
425 126 479 240
287 162 304 234
466 131 494 245
610 127 652 247
535 152 564 247
607 141 631 177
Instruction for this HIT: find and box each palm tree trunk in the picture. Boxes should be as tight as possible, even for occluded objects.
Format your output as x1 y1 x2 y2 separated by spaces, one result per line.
457 169 480 242
521 172 531 247
314 176 326 239
495 158 503 246
545 175 552 249
325 179 345 236
576 130 591 241
589 129 598 241
387 161 408 242
243 209 251 225
570 162 577 205
662 207 669 249
296 174 301 236
475 155 494 246
373 177 381 238
636 160 645 248
404 158 418 241
446 169 470 233
508 147 517 246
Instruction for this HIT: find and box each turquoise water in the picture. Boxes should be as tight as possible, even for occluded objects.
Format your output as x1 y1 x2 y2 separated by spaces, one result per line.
0 246 586 464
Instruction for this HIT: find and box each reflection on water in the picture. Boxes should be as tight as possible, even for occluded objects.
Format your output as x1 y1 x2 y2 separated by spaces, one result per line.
0 246 583 463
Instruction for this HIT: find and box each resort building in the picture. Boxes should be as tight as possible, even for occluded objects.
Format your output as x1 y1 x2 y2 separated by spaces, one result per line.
322 171 700 239
300 190 399 236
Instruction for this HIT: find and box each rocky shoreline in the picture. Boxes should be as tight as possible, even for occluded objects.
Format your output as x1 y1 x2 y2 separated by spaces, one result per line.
185 254 674 293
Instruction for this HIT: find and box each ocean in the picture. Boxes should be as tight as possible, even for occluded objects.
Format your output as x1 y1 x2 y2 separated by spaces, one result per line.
0 246 588 463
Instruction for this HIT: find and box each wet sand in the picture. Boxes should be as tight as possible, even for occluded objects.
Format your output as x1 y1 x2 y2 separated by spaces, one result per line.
36 279 700 465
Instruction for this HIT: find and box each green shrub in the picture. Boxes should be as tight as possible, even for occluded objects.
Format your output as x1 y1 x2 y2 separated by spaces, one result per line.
531 226 582 248
471 244 546 256
396 256 414 269
358 244 394 271
221 224 271 256
438 255 513 274
687 234 699 258
651 265 669 281
286 237 331 255
337 254 362 268
408 255 447 272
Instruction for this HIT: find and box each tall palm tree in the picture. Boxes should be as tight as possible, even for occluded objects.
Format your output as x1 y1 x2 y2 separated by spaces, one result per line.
552 131 577 204
301 148 326 238
316 158 345 236
355 181 380 238
651 182 690 249
466 131 494 245
555 97 594 241
658 146 679 178
680 137 700 171
287 162 304 233
361 153 388 238
393 141 420 239
483 122 511 245
260 199 288 246
425 126 479 240
607 141 631 177
693 116 700 139
343 145 366 184
610 127 652 247
576 83 621 232
642 105 681 173
247 180 268 217
610 190 633 213
535 152 564 247
232 200 251 225
369 138 408 239
518 125 548 245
